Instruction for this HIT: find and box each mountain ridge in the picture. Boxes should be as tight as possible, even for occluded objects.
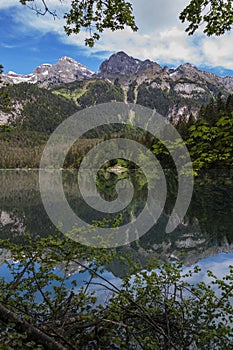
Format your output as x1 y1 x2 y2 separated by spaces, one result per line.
1 51 233 125
1 56 93 88
2 52 233 89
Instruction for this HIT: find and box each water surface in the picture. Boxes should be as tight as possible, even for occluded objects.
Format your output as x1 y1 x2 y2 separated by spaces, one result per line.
0 169 232 276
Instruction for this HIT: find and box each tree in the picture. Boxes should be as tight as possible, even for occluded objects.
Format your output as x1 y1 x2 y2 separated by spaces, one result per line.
20 0 138 47
0 233 233 349
0 65 11 113
179 0 233 36
19 0 233 47
226 94 233 114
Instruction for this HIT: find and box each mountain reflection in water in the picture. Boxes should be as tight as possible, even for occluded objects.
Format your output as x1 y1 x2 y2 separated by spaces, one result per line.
0 169 232 277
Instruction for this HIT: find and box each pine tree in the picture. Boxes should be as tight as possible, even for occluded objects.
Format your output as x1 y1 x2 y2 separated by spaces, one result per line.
216 92 225 114
0 65 12 113
226 94 233 115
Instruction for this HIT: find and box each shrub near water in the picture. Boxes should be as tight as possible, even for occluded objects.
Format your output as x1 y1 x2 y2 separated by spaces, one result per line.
0 233 232 349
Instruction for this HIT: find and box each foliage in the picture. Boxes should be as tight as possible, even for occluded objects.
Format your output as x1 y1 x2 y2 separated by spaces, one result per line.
152 94 233 173
186 94 233 171
176 113 196 140
51 80 86 103
20 0 137 47
64 0 138 47
0 233 233 349
187 116 233 171
180 0 233 36
0 65 11 113
63 138 102 169
19 1 233 46
199 93 233 125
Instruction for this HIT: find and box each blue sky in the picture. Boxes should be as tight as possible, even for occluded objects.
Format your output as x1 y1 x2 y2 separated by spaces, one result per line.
0 6 104 73
1 0 233 76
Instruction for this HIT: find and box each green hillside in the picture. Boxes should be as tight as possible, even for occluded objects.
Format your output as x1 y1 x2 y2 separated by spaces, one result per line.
2 83 78 133
0 76 232 170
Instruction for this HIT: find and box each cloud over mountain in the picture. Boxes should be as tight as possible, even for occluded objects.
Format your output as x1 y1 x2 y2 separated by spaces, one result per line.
1 0 233 72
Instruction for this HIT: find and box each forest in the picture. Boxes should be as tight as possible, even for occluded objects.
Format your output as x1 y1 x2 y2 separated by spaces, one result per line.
0 83 232 172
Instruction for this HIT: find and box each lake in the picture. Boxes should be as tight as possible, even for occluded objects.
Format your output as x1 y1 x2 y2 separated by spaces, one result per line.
0 169 232 280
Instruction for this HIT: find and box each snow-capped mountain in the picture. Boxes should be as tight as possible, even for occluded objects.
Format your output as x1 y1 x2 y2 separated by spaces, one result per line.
2 56 93 88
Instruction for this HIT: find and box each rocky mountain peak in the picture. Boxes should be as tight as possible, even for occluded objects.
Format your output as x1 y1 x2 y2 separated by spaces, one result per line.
2 56 93 88
168 63 200 80
52 56 93 74
59 56 78 64
179 62 195 70
98 51 162 79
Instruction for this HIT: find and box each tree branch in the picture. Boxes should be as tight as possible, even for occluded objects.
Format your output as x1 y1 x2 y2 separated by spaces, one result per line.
0 302 67 350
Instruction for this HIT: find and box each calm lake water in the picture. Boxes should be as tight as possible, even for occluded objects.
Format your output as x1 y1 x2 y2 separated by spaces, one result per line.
0 169 232 280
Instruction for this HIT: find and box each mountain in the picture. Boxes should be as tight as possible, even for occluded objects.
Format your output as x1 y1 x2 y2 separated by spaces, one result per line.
1 56 93 88
98 52 233 120
1 51 233 126
98 51 162 78
0 82 78 129
99 52 233 92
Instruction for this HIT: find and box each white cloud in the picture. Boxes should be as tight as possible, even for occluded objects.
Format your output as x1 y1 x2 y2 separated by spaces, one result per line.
4 0 233 71
183 253 233 297
89 27 200 65
1 43 19 49
130 0 189 32
0 0 20 9
201 33 233 69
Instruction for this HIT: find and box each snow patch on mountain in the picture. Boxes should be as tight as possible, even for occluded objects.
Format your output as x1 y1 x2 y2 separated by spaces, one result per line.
2 57 94 88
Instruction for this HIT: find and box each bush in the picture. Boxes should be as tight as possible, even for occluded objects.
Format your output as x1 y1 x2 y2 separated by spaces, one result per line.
0 233 232 349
